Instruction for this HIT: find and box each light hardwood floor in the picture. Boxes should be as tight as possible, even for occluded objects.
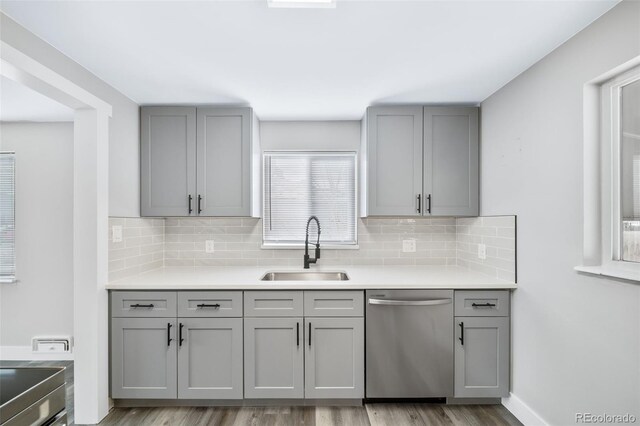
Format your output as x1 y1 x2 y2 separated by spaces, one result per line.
0 362 522 426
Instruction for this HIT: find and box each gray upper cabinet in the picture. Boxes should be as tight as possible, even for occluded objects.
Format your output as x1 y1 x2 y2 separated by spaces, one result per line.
141 107 196 217
244 317 304 399
111 317 177 399
305 317 364 399
196 108 252 216
424 107 479 216
141 106 254 217
454 316 510 398
365 105 479 217
367 106 424 216
177 318 243 399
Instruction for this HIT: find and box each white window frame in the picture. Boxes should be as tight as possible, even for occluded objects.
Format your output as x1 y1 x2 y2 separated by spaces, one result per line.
262 150 359 249
577 59 640 282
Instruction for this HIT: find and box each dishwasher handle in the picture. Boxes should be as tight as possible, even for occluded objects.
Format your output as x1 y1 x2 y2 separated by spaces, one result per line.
368 298 452 306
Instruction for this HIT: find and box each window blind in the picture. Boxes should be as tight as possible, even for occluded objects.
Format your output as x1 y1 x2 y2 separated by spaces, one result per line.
0 153 15 282
263 152 357 245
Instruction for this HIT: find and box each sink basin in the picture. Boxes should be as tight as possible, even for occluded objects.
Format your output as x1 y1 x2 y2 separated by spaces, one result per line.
260 271 349 281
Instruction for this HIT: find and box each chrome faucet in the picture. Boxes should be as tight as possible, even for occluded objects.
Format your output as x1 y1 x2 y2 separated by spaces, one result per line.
304 216 321 269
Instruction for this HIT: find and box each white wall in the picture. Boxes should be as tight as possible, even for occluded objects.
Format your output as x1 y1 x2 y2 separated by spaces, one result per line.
260 121 361 151
1 13 140 217
480 2 640 424
0 122 74 351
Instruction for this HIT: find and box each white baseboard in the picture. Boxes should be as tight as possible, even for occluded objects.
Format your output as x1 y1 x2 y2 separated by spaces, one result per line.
502 393 548 426
0 345 73 361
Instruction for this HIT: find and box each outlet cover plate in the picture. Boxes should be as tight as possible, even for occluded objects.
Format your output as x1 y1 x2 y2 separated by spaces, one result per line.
205 240 215 253
112 225 123 243
402 239 416 253
478 243 487 260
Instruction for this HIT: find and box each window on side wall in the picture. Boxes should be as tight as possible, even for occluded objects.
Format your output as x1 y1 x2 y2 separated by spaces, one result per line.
581 63 640 281
0 152 16 283
263 151 357 247
619 78 640 263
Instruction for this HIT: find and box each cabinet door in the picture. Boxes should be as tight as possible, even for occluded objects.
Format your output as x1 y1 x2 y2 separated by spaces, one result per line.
141 106 197 217
177 318 243 399
455 317 509 398
367 106 423 216
305 318 364 399
244 317 304 399
196 107 252 216
111 318 177 399
423 107 479 216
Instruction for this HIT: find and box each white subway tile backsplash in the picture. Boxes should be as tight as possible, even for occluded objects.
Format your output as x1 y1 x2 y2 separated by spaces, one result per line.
108 218 164 281
455 216 516 281
109 214 517 282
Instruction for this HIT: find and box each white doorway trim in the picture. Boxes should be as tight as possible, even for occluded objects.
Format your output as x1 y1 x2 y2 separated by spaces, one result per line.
1 31 113 424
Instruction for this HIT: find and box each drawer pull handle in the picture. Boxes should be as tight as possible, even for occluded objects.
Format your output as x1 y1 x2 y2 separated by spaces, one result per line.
167 323 173 346
309 322 312 347
196 303 220 309
130 303 154 309
297 322 300 347
179 323 184 346
472 302 496 308
459 322 464 345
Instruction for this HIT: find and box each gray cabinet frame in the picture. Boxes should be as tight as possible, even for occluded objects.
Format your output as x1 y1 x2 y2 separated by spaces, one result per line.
454 316 510 398
141 106 253 217
305 317 364 399
366 105 479 217
111 317 177 399
177 317 243 399
140 106 196 217
196 107 252 216
367 106 424 216
243 317 304 399
424 107 479 216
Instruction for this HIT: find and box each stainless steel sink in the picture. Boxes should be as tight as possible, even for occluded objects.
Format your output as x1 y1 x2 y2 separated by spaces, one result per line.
260 271 349 281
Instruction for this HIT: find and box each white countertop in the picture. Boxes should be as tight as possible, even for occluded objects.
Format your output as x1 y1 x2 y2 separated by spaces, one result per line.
106 265 517 290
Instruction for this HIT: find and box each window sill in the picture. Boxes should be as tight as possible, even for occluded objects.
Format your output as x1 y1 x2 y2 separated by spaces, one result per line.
261 244 360 250
574 265 640 283
0 278 18 284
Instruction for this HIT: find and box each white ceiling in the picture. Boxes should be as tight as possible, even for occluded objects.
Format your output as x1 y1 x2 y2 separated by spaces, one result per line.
0 0 619 120
0 76 74 122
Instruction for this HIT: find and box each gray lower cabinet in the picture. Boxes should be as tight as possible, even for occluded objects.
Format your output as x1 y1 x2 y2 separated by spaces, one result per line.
177 318 243 399
111 317 177 399
243 317 304 399
454 316 510 398
305 317 364 399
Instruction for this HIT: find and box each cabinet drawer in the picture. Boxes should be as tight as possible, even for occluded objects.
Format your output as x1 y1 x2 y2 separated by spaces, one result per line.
178 291 242 317
244 291 303 317
111 291 177 318
304 291 364 317
454 290 509 317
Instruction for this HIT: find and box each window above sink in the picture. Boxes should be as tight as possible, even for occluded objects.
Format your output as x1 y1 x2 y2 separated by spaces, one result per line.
262 151 358 248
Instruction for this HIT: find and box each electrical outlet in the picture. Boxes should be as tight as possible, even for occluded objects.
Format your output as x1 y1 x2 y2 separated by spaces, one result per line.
478 243 487 260
205 240 215 253
402 239 416 253
112 225 123 243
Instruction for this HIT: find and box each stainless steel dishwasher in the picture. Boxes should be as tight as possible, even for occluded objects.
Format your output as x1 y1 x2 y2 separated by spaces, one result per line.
366 289 454 398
